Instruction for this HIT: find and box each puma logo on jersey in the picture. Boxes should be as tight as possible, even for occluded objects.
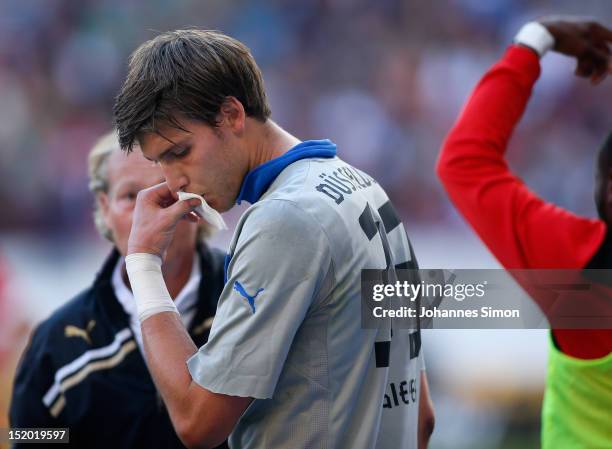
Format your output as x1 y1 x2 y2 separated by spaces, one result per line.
233 281 264 314
65 320 96 344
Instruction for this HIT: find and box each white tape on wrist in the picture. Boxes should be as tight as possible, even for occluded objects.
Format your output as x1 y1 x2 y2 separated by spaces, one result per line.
125 253 178 323
514 22 555 57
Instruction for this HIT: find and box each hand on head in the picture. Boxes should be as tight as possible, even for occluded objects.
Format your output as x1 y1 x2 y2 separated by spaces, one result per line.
540 17 612 84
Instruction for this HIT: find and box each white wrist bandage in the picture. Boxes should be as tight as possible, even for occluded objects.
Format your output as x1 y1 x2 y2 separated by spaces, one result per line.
514 22 555 57
125 253 178 323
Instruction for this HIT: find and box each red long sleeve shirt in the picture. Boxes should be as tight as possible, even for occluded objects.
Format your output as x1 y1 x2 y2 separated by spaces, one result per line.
437 45 611 359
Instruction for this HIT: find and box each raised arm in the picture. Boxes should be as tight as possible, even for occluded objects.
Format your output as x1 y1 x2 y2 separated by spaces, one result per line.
436 19 612 359
436 19 611 269
125 182 251 449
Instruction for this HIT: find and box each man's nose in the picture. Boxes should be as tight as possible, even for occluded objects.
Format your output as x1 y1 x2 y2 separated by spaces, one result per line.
162 165 188 194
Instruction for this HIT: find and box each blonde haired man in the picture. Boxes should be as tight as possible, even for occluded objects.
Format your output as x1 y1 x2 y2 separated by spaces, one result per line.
10 131 227 449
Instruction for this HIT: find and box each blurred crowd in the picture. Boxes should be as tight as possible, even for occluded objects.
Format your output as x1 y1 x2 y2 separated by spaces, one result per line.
0 0 611 238
1 1 611 447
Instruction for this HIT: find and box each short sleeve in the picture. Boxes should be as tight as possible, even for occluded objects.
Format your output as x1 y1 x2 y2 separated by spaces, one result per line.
187 200 332 399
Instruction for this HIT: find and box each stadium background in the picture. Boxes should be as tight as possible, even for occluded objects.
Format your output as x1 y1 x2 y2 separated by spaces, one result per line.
0 0 610 448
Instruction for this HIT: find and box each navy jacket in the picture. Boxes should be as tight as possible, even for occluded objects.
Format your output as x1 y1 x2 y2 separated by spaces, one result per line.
9 246 228 449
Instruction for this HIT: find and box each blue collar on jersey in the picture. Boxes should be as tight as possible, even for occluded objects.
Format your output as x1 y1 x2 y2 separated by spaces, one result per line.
235 139 337 205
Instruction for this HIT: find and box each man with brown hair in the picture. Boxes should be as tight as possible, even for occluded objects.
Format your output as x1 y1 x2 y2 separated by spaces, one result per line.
113 30 433 449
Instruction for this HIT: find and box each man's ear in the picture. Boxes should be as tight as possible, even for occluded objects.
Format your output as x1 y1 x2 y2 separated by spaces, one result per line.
97 192 112 227
217 96 246 133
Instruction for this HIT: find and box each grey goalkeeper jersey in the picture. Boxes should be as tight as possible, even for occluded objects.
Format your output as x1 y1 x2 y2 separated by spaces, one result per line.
187 140 423 449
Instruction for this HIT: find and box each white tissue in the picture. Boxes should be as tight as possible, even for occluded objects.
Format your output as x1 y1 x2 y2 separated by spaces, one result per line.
177 191 227 230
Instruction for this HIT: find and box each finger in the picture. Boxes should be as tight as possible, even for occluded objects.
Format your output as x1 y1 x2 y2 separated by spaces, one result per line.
585 45 610 67
591 70 607 85
164 198 201 225
586 47 610 83
587 46 610 64
592 23 612 43
590 58 609 84
139 181 177 206
594 42 611 62
575 58 594 78
181 211 201 223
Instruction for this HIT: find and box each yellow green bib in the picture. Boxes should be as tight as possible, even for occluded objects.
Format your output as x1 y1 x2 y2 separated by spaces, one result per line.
542 333 612 449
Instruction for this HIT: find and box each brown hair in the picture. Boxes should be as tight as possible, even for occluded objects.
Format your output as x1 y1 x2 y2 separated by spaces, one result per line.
113 29 271 151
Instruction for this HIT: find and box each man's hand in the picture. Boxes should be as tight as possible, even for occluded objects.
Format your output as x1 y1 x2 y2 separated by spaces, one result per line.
540 18 612 83
127 182 201 258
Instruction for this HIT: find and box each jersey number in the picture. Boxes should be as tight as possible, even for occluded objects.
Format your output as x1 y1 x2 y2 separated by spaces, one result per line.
358 201 420 367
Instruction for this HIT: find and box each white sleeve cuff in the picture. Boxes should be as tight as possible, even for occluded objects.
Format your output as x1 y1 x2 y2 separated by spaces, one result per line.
125 252 178 322
514 22 555 58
